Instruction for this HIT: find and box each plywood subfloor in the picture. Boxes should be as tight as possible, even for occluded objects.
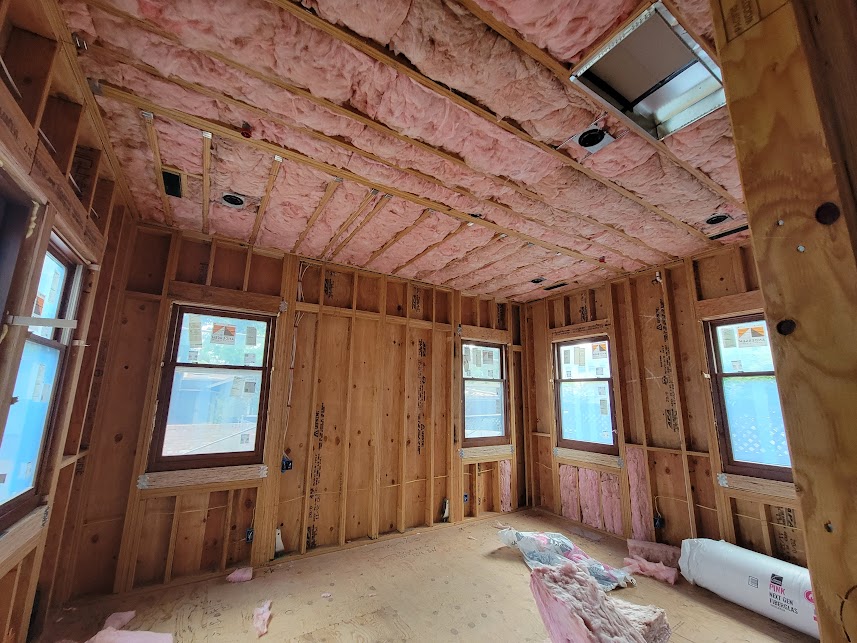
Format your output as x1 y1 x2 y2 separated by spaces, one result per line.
40 510 812 642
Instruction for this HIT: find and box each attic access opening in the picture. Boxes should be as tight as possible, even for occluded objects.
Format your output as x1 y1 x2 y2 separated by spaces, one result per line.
570 2 725 140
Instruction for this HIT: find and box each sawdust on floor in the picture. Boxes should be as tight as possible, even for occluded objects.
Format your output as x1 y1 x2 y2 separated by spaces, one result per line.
39 510 813 642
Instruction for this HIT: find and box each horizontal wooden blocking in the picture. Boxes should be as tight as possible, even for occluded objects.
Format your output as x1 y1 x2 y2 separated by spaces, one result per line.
39 95 83 175
3 27 58 125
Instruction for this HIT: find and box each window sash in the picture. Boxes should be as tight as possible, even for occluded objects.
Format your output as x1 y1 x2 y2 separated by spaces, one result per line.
148 305 275 471
706 315 791 482
461 342 509 446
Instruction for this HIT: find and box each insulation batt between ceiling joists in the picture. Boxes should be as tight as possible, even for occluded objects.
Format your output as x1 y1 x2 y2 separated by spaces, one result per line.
62 0 745 299
65 0 737 240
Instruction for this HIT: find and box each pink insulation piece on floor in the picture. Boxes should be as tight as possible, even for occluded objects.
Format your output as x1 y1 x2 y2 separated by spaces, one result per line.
368 211 460 274
257 161 333 251
626 540 681 568
623 556 678 585
577 468 602 530
625 447 655 542
103 612 136 630
253 600 272 637
499 459 512 512
226 567 253 582
87 631 173 642
470 0 638 64
558 465 580 522
530 563 647 643
334 198 425 266
610 598 671 643
600 472 623 536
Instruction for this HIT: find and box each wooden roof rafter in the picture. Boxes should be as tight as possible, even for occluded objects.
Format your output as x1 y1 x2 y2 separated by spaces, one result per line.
292 177 342 254
320 188 378 260
391 222 469 276
140 110 173 226
329 193 392 261
365 208 432 267
249 154 282 245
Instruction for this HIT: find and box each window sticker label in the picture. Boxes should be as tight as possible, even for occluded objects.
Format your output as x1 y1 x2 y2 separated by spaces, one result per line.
563 349 571 365
244 352 256 366
32 363 46 400
211 323 236 345
33 294 45 316
188 349 199 363
721 327 737 348
592 342 607 359
573 346 586 367
600 399 609 415
738 325 768 347
246 326 257 346
230 376 244 396
731 360 743 372
596 366 605 377
189 316 203 347
244 380 256 395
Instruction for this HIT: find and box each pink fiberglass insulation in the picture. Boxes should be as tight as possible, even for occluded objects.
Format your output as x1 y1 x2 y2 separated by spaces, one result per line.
600 472 623 536
298 182 375 257
622 556 678 585
369 210 461 274
397 223 494 279
489 255 596 298
153 118 203 175
609 599 671 643
625 447 655 542
470 0 638 64
208 137 274 240
670 0 715 45
257 161 333 250
327 194 393 260
302 0 411 43
95 97 165 224
530 563 647 643
418 236 524 286
334 198 425 266
664 108 744 203
460 244 553 293
577 468 602 530
626 540 681 568
559 465 581 522
499 459 512 512
167 174 203 230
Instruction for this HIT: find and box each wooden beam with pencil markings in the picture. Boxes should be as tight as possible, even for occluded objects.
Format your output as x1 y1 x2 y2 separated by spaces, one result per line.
329 194 391 261
292 178 342 254
392 223 469 276
262 0 719 241
140 111 173 226
97 85 623 271
78 8 677 261
249 154 282 244
320 188 377 259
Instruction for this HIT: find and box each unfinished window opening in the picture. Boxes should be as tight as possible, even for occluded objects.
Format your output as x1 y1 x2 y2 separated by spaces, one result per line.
706 315 791 481
570 3 725 140
554 337 617 455
0 242 80 529
147 305 275 472
462 342 508 447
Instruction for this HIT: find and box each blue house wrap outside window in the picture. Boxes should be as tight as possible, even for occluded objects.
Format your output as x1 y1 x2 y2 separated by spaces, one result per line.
462 342 508 446
554 337 618 455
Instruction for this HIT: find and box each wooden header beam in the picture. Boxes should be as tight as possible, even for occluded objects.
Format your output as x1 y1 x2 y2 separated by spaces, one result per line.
711 0 857 638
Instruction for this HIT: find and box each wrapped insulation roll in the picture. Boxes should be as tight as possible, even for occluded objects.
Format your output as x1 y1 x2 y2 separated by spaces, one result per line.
679 538 818 639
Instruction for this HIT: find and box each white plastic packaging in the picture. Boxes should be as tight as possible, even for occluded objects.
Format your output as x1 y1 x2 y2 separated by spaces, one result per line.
679 538 818 639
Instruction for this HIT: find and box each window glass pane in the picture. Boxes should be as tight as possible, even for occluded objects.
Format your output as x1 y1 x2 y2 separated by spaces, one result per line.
716 321 775 373
176 312 268 367
558 381 614 445
723 376 790 467
462 344 501 380
557 340 611 379
0 340 61 503
162 367 263 456
463 380 505 439
30 252 68 339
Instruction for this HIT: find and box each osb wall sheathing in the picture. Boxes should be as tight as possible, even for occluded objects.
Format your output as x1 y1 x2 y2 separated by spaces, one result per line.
57 223 524 599
523 242 808 567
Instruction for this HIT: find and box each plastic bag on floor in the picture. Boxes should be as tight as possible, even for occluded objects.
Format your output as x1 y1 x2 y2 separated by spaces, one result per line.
499 527 633 591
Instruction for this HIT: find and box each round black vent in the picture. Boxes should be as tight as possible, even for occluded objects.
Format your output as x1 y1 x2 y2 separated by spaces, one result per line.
706 213 730 225
578 128 606 148
530 277 545 284
221 193 246 208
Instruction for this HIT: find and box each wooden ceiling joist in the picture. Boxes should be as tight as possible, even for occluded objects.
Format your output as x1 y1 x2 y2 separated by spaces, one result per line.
292 178 342 254
85 44 672 265
455 0 739 209
140 111 173 226
329 194 391 261
201 131 212 234
320 188 377 259
249 154 282 245
264 0 719 241
391 222 469 276
365 208 432 267
97 85 622 272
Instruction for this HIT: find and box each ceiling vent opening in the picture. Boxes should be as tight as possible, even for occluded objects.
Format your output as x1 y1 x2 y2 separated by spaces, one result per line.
706 213 730 226
543 282 569 291
570 2 725 140
567 125 616 153
709 224 749 240
530 277 546 284
162 170 182 198
221 192 246 208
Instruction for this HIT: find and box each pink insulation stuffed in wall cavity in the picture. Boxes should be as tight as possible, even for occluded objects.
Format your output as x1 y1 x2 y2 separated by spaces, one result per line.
577 468 602 530
600 472 623 536
626 446 655 542
499 459 512 512
558 465 580 522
